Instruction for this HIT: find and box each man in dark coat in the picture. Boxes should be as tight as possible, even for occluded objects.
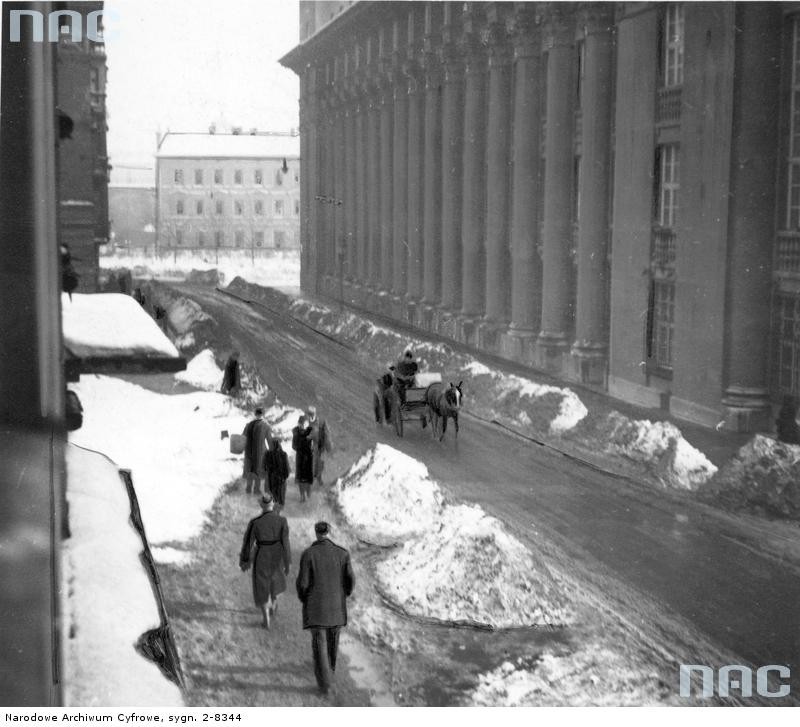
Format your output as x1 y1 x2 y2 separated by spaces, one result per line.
296 521 355 696
306 405 332 488
394 348 418 404
220 350 241 396
242 407 274 494
292 415 314 502
240 493 291 630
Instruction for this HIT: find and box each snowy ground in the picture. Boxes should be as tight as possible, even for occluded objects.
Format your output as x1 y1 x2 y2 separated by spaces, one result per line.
100 249 300 290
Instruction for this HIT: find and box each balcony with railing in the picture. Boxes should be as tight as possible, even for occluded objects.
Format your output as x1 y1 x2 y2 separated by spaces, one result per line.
656 86 682 126
776 231 800 277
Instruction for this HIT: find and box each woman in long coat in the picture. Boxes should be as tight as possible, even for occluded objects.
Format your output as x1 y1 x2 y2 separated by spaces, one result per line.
292 416 314 502
240 494 291 630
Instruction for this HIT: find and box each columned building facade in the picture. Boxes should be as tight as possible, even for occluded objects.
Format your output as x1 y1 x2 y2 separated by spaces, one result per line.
282 1 796 433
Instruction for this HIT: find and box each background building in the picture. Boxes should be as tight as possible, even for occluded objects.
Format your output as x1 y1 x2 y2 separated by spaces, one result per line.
155 131 301 254
109 165 156 252
56 0 110 292
281 0 793 434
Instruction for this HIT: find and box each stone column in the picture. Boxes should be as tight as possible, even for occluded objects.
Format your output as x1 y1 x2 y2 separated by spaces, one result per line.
345 87 358 294
536 10 575 372
333 97 346 300
306 67 321 294
482 8 514 349
299 71 313 292
406 56 425 318
379 75 394 304
367 86 382 295
421 39 443 325
459 10 489 339
354 90 367 298
392 49 409 311
439 19 465 316
720 3 781 431
571 5 614 384
505 8 544 361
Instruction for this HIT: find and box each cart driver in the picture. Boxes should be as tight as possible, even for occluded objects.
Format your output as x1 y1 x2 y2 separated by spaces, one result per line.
394 348 418 404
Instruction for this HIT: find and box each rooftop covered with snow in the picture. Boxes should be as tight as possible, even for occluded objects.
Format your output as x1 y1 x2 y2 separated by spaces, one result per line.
156 132 300 160
62 293 185 378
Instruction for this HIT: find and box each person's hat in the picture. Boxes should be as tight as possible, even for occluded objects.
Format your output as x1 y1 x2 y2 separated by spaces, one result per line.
255 407 264 416
404 347 413 357
260 493 273 505
314 521 330 535
306 405 317 415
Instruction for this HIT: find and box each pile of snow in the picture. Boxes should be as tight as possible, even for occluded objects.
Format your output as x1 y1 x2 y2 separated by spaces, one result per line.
167 297 211 336
376 504 570 628
469 647 666 707
62 293 179 359
699 435 800 520
63 444 184 706
335 444 444 546
69 375 248 544
100 249 300 290
174 349 223 391
493 374 588 434
604 411 717 490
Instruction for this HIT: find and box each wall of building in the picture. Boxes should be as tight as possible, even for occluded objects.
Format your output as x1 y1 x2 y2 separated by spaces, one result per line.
55 1 109 293
157 157 300 251
109 187 156 251
283 1 792 433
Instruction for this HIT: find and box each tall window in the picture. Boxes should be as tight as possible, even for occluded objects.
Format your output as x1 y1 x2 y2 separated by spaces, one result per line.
215 200 223 215
235 200 244 216
198 231 206 247
663 4 684 88
234 169 243 185
196 200 203 215
214 169 223 184
647 280 675 370
255 169 263 185
176 199 184 215
235 230 244 247
176 230 183 245
655 144 680 228
194 169 203 185
255 200 264 216
174 169 184 184
275 169 283 186
274 230 287 249
255 230 264 247
215 231 223 247
274 199 284 216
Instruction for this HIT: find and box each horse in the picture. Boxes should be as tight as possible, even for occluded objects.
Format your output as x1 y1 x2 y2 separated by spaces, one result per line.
425 381 463 441
373 372 395 424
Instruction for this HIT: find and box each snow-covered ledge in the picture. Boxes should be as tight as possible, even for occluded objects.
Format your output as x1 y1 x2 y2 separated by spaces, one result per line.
62 293 185 377
63 444 184 707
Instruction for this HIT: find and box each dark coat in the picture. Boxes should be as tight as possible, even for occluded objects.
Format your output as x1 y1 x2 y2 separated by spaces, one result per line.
292 425 314 483
296 538 355 629
307 417 332 479
264 443 290 505
240 511 291 604
243 418 273 476
221 356 240 394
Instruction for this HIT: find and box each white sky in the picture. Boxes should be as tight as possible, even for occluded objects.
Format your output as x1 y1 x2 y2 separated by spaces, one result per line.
104 0 300 179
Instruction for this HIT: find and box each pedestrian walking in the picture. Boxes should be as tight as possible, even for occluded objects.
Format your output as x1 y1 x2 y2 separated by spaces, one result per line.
220 350 241 396
776 395 800 445
292 415 314 502
240 493 291 630
264 438 290 507
306 405 333 487
242 407 274 494
295 521 355 696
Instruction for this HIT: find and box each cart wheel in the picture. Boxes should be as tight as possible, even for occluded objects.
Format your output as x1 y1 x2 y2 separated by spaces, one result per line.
393 400 403 437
